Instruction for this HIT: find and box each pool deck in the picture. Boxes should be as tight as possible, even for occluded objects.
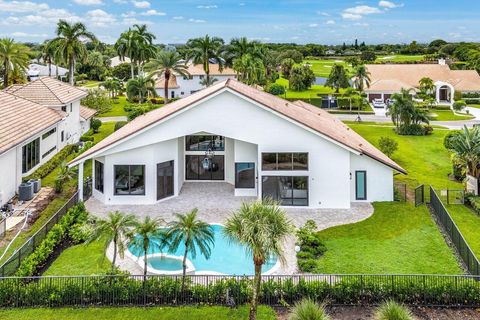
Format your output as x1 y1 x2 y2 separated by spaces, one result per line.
88 182 374 275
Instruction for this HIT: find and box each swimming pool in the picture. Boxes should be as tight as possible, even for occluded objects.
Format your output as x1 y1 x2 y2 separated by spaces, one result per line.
127 224 279 275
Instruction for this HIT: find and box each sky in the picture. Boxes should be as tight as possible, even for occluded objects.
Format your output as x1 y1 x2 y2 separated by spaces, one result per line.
0 0 479 45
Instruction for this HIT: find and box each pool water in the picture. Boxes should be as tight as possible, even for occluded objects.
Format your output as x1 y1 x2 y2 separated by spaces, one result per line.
128 224 278 275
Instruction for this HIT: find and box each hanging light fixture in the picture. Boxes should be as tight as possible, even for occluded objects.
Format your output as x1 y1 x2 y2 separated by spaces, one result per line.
202 143 215 170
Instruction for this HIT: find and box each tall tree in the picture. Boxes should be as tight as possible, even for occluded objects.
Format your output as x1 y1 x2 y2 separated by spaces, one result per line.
224 199 293 320
41 40 57 77
186 35 224 85
86 211 137 273
126 75 156 103
101 77 123 98
0 38 30 88
353 65 371 93
115 28 138 79
233 54 266 85
450 125 480 178
148 51 189 103
129 216 166 277
166 208 214 289
388 88 429 129
51 20 96 85
225 37 260 65
325 64 350 93
419 77 435 95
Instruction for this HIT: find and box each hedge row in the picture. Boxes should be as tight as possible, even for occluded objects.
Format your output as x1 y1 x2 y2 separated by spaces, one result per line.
15 203 88 277
23 144 78 182
0 274 479 308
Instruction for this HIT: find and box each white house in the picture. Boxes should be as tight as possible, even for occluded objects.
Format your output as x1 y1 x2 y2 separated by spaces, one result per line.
28 63 68 81
0 78 96 206
155 64 236 99
70 79 405 209
363 62 480 106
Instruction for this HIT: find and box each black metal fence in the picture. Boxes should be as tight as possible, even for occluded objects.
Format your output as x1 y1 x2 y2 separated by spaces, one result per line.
0 192 79 277
430 186 480 275
0 274 479 308
415 185 425 206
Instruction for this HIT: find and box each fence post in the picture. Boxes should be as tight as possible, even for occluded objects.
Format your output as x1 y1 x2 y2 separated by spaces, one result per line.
447 189 450 205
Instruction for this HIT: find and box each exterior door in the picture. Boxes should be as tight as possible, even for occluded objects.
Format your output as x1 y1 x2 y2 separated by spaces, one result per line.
157 161 174 200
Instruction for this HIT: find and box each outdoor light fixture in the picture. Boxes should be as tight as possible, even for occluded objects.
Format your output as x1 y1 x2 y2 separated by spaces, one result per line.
202 145 215 170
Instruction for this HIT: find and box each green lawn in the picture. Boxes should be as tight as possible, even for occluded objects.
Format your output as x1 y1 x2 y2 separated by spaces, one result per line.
304 59 352 77
97 96 129 118
466 104 480 109
78 80 101 89
427 110 474 121
446 204 480 259
0 306 276 320
275 77 339 99
376 55 425 62
315 202 461 274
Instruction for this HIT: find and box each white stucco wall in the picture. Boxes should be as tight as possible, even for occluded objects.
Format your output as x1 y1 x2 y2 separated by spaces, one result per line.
350 154 394 202
156 75 236 99
0 148 18 206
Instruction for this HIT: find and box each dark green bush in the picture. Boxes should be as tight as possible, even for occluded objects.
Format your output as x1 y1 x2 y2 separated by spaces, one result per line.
90 118 102 133
296 220 327 272
267 83 286 95
465 99 480 105
395 124 429 136
453 100 467 111
23 145 78 182
443 130 461 150
465 194 480 215
149 97 164 104
114 121 128 131
80 135 94 142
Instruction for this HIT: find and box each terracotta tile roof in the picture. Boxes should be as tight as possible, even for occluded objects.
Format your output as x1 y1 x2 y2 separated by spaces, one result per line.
0 91 63 155
69 79 405 173
186 64 236 76
365 64 480 92
80 106 97 120
5 77 87 107
155 74 180 89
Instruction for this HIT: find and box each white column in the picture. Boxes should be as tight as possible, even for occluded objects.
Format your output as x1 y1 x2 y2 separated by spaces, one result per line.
78 161 84 201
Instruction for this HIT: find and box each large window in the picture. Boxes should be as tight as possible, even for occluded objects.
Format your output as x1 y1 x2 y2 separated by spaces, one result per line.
186 155 224 180
262 153 308 171
22 138 40 173
355 171 367 200
262 176 308 206
114 165 145 195
41 128 56 140
157 161 174 200
185 135 224 151
235 163 255 189
95 161 104 193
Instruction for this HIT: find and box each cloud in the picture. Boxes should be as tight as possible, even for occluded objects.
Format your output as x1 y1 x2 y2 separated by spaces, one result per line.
11 31 48 37
354 22 369 27
308 23 318 27
172 16 184 20
113 0 127 3
86 9 116 27
197 5 217 9
0 0 49 12
189 18 206 23
2 8 82 26
73 0 103 5
344 5 382 15
141 9 166 16
317 11 330 16
122 17 152 25
131 0 149 8
342 13 362 20
326 20 335 25
378 1 403 9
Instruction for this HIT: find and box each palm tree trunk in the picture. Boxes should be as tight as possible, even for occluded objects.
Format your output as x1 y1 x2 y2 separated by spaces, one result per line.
143 248 148 278
249 262 262 320
164 73 170 104
48 58 52 77
112 239 117 274
69 57 75 85
131 62 135 79
3 60 9 88
56 61 59 79
181 246 188 290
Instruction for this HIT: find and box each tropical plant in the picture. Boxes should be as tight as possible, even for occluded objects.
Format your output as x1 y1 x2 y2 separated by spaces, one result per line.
419 77 435 96
360 50 377 62
288 298 330 320
129 216 166 277
148 50 189 103
450 125 480 177
41 40 57 77
101 77 123 98
166 208 215 288
289 65 316 91
54 160 76 193
82 88 112 114
51 20 97 85
126 75 156 103
353 65 371 92
374 300 414 320
281 58 295 79
224 199 293 320
378 137 399 158
325 64 350 93
186 35 224 85
233 54 266 85
199 76 218 87
225 37 261 65
85 211 137 273
453 100 467 112
388 88 429 132
0 38 30 87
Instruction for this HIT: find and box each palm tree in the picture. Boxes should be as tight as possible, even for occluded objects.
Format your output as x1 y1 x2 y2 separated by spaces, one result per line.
199 76 218 87
132 24 156 74
51 20 96 85
224 199 293 320
186 35 224 85
86 211 137 273
387 88 430 129
288 298 330 320
233 54 265 85
129 216 166 277
166 208 215 288
353 65 371 92
115 28 138 79
225 37 261 65
149 51 189 103
41 40 57 77
450 125 480 177
419 77 435 96
325 64 350 93
101 77 123 98
54 160 77 193
0 38 30 88
126 75 156 103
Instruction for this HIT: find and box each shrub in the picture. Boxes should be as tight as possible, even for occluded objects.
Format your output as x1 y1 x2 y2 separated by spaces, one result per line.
111 62 131 81
395 124 427 136
289 298 330 320
80 135 94 142
465 99 480 105
378 137 398 158
81 89 113 114
289 65 316 92
127 104 161 121
296 220 327 272
374 300 414 320
90 118 102 133
114 121 128 131
150 97 164 104
54 161 76 193
453 100 467 111
15 203 88 277
454 90 463 101
267 83 286 95
465 194 480 215
23 145 78 182
443 130 461 150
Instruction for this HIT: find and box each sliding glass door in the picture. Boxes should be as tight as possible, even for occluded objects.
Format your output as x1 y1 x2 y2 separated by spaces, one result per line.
157 161 174 200
262 176 308 206
185 155 224 180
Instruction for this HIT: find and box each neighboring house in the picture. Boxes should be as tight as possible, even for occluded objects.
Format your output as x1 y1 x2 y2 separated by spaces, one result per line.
0 78 96 205
363 61 480 106
28 63 68 81
155 64 236 99
110 56 131 68
70 79 405 209
325 49 336 55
